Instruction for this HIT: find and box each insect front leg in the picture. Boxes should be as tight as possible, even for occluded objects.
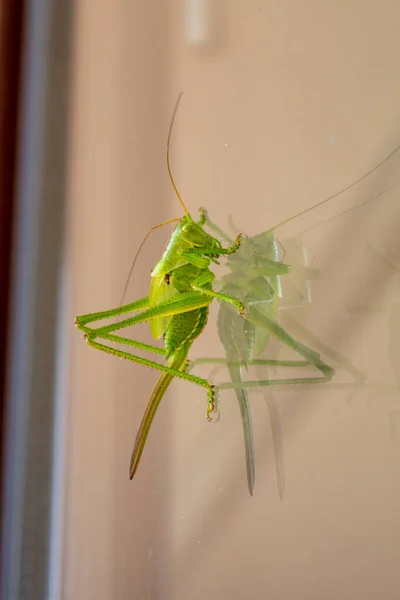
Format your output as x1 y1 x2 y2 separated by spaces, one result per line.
191 270 247 316
200 208 235 244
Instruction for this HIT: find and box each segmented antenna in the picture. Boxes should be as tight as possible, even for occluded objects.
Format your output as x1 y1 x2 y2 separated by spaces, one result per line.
167 92 190 215
119 93 189 306
272 142 400 231
300 177 400 236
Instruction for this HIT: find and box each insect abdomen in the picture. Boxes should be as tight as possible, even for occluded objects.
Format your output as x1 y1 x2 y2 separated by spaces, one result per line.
164 307 209 358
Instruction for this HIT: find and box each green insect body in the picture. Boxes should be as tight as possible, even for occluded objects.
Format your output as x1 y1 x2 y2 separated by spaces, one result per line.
75 211 245 478
76 94 253 479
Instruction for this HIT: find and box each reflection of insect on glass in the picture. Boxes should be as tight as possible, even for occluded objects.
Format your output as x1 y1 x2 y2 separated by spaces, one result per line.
76 92 400 489
188 153 400 497
188 217 334 496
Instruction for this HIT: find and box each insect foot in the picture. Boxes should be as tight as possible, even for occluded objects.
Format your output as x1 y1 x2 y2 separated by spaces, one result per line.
234 233 248 250
207 386 220 423
183 359 194 373
198 206 208 220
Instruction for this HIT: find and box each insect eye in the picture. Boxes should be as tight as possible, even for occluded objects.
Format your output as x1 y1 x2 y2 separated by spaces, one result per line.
182 225 188 232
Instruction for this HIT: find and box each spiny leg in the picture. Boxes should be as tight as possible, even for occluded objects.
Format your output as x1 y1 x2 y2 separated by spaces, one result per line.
187 357 319 399
78 291 212 338
187 309 333 495
75 295 150 329
78 293 225 419
85 336 210 389
191 271 247 316
187 357 311 497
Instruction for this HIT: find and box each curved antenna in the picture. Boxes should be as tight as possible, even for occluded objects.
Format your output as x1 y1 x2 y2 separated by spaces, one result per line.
299 177 400 237
271 142 400 231
167 92 190 215
119 94 189 306
119 217 179 306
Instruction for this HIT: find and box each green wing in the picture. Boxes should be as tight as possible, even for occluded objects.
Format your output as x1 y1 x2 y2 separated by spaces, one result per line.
149 274 179 340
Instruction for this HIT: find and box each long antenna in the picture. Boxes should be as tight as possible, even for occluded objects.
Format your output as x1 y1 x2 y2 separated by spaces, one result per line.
272 142 400 231
119 93 190 306
167 92 190 215
119 217 180 306
299 177 400 237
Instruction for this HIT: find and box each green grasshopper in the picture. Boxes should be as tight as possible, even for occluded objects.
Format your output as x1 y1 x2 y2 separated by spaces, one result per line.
75 94 249 479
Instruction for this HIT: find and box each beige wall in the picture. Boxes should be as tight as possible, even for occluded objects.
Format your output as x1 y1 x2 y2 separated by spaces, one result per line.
66 2 400 599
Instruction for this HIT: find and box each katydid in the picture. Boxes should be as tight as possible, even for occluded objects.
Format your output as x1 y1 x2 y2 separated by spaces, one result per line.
75 94 248 479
